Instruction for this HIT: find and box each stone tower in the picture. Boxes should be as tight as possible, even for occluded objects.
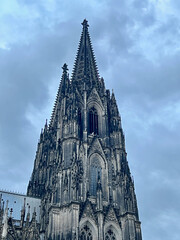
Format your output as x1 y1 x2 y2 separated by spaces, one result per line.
26 19 142 240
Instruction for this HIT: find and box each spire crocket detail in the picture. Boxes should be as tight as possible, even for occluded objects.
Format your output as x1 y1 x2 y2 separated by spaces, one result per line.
72 19 100 94
0 20 142 240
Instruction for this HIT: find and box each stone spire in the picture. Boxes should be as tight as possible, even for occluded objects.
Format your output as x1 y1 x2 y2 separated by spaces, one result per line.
110 91 120 118
49 63 69 127
61 63 69 95
72 19 99 93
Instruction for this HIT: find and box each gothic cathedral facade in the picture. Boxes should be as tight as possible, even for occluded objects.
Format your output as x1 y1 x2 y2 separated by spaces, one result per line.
0 20 142 240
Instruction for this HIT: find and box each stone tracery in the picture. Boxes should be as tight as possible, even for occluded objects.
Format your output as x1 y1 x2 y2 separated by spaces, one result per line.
105 229 116 240
80 225 93 240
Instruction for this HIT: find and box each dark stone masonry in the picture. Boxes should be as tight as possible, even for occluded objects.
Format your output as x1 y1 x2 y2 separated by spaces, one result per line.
0 20 142 240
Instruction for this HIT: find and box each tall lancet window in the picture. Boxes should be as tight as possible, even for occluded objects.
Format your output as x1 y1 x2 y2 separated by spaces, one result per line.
90 159 102 196
89 107 98 135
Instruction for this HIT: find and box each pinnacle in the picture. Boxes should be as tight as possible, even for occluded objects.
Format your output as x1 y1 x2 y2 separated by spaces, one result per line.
71 19 99 92
111 91 116 102
62 63 68 74
49 63 70 128
82 19 89 28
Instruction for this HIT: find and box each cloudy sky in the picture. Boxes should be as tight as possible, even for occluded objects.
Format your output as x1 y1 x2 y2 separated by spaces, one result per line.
0 0 180 239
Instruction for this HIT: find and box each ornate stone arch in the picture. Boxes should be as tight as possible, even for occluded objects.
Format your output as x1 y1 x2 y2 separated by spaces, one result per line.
79 217 98 240
87 101 104 117
87 88 105 114
89 153 106 167
88 138 107 167
104 222 122 240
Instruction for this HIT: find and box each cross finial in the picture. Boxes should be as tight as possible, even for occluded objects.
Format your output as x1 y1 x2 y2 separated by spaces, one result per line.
62 63 68 73
82 19 89 28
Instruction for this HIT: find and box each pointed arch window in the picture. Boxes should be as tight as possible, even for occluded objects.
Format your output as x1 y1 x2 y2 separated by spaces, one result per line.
90 160 102 196
105 229 116 240
80 225 93 240
89 107 98 135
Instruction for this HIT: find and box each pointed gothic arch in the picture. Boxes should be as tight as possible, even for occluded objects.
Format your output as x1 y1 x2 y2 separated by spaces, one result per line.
80 224 93 240
105 229 116 240
104 222 122 240
79 218 98 240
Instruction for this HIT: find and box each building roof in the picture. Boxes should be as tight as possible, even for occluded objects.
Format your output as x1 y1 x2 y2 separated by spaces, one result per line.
0 190 41 223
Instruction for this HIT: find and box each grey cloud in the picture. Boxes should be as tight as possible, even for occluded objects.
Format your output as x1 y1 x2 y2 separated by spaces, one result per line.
0 1 180 240
0 25 74 191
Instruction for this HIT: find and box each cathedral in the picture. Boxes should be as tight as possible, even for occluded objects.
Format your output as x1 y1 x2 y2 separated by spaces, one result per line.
0 20 142 240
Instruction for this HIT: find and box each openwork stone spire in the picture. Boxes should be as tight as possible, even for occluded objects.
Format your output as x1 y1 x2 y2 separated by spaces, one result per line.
49 63 69 127
72 19 99 93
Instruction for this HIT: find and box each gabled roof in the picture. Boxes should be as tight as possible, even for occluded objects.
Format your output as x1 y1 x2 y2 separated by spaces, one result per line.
88 137 106 165
80 199 97 224
105 205 120 226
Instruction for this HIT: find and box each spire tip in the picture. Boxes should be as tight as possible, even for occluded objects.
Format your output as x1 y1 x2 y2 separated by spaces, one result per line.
82 19 89 28
62 63 68 73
